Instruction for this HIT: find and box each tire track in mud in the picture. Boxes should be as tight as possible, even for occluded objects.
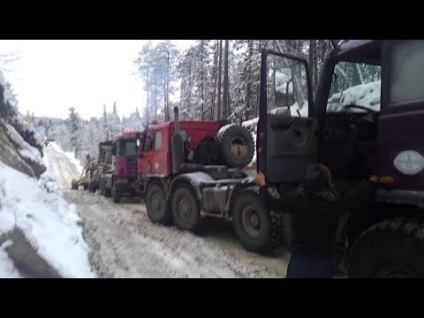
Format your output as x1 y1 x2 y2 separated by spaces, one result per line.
47 145 289 278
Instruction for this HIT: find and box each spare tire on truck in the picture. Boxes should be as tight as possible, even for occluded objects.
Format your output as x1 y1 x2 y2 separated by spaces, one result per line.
216 124 254 168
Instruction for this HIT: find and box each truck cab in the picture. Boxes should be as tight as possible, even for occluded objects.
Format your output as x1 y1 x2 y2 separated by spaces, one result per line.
259 40 424 277
100 130 142 202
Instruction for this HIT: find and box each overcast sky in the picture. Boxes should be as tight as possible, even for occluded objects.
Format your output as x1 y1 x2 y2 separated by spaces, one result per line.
0 40 195 120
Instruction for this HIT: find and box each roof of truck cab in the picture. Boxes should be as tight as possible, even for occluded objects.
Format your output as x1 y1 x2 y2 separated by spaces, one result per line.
334 40 382 65
147 120 221 131
114 131 142 140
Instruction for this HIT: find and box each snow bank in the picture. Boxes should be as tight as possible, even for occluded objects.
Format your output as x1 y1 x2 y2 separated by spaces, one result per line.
3 122 43 167
0 157 95 278
0 241 21 278
49 142 83 175
49 141 65 154
14 113 43 146
64 152 83 174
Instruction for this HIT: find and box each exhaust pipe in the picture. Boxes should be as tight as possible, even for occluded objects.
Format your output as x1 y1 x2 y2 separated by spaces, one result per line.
174 106 180 135
171 106 184 174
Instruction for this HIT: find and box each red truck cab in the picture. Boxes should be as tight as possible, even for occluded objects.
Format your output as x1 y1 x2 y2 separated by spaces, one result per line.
138 120 223 176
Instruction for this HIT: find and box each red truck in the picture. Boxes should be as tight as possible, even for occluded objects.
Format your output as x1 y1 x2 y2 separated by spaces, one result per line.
137 110 261 242
97 130 142 202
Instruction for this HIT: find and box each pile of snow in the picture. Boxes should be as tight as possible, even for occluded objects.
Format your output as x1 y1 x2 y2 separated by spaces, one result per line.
14 112 44 146
65 152 83 174
49 142 83 174
0 241 21 278
0 155 95 278
328 81 381 112
4 122 43 167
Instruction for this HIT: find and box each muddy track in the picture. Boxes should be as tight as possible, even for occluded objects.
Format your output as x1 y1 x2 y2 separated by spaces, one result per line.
46 145 289 278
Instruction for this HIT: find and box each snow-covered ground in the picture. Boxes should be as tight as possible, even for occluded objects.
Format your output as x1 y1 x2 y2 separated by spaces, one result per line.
0 241 21 278
4 122 43 167
0 149 96 278
49 141 83 175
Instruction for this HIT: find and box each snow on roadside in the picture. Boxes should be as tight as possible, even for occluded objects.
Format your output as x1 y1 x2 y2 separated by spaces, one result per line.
49 142 83 174
3 122 43 166
64 152 82 174
0 155 96 278
0 241 21 278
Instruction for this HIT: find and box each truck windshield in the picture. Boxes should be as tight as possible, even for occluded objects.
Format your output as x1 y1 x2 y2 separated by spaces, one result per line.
117 140 137 157
327 61 381 113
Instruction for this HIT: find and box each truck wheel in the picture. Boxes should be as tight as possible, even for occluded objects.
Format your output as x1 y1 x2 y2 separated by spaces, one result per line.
88 181 96 193
112 183 121 203
348 218 424 278
83 184 89 190
172 185 202 232
232 191 283 255
71 180 78 190
104 187 112 198
146 182 172 225
217 124 254 168
100 181 105 196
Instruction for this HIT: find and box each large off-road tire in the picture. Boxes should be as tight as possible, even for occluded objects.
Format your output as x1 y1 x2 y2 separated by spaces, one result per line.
216 124 254 168
101 180 111 197
71 180 78 190
146 182 172 224
83 183 88 190
348 218 424 278
232 191 283 255
171 185 202 233
104 187 112 198
112 183 121 203
88 181 97 193
100 180 105 196
333 238 348 276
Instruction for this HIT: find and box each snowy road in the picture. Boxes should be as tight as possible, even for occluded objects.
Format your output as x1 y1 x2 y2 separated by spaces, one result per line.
45 145 289 278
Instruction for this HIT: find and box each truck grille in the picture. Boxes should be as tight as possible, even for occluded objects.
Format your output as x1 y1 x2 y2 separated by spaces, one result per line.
127 159 138 176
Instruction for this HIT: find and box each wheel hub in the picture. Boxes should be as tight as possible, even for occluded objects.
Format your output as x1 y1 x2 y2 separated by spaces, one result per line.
242 207 262 238
230 137 247 159
179 198 191 219
152 193 163 212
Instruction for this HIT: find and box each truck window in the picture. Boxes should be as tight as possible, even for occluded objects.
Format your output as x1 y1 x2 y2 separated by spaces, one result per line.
327 61 381 113
390 40 424 106
123 140 137 156
154 131 162 151
266 53 309 117
144 134 153 152
118 140 137 156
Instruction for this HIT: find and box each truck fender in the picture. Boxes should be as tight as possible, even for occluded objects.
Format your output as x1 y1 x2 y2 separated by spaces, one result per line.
226 185 260 214
168 172 215 201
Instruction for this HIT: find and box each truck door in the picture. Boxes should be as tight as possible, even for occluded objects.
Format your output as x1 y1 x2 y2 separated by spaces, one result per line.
257 50 317 184
139 132 155 175
379 40 424 190
139 130 167 175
